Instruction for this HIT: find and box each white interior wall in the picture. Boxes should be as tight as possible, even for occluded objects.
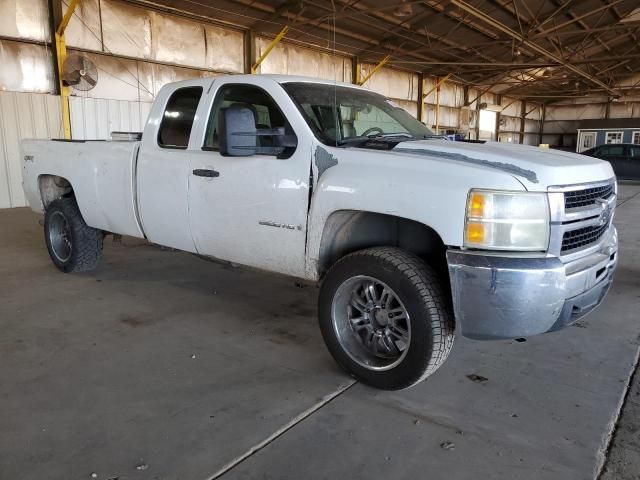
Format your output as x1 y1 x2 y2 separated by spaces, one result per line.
257 38 352 83
69 97 152 140
66 0 245 74
0 0 49 40
0 38 55 93
0 91 61 208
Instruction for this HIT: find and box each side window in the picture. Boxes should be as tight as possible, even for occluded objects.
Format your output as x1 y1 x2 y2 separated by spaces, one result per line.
629 146 640 158
601 145 624 156
158 86 203 149
203 84 290 150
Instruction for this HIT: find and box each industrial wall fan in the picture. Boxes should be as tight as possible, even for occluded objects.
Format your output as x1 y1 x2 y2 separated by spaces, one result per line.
62 54 98 92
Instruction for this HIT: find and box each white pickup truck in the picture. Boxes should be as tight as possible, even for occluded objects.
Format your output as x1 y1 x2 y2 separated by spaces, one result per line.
22 75 618 390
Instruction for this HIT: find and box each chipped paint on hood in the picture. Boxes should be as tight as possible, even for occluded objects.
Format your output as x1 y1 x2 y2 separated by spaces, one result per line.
389 139 614 189
394 146 539 184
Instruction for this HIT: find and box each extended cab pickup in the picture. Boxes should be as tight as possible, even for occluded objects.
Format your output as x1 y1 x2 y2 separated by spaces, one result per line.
22 75 618 390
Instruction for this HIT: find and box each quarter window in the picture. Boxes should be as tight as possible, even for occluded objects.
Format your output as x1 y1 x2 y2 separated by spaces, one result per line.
158 86 203 149
605 131 623 144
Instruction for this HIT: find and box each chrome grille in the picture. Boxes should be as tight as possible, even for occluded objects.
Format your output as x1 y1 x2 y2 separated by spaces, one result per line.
564 183 614 209
561 222 609 253
548 179 616 258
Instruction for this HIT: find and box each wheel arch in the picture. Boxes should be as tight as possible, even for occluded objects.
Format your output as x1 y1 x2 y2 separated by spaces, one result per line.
316 210 449 281
38 174 74 209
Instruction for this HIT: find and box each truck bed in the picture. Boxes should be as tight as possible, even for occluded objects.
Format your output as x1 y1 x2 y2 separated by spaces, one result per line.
21 139 145 239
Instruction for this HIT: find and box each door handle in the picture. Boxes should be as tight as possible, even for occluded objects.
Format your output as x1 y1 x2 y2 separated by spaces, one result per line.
193 169 220 178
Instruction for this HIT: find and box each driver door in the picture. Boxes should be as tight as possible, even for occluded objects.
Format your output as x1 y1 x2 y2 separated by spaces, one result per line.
188 80 311 278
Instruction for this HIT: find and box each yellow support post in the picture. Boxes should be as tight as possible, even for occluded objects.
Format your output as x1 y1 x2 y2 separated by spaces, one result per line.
55 33 72 139
251 26 289 74
57 0 79 35
420 77 425 122
55 0 79 139
357 55 390 86
421 73 451 130
435 78 441 133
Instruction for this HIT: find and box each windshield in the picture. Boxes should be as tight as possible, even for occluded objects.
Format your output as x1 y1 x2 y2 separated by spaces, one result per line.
282 82 434 147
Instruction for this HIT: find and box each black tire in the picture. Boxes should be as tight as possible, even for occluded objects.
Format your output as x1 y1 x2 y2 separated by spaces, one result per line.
44 197 103 273
319 247 455 390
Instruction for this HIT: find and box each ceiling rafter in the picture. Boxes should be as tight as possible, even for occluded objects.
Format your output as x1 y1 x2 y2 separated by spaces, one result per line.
141 0 640 101
449 0 621 95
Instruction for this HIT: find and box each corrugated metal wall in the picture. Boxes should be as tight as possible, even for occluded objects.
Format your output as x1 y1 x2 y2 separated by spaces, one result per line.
0 91 61 208
0 91 150 209
257 37 352 83
69 97 152 139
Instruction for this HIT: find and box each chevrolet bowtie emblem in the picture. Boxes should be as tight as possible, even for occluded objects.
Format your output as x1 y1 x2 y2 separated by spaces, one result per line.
595 198 612 226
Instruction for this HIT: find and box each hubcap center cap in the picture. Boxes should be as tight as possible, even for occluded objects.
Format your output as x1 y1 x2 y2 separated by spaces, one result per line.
371 307 389 328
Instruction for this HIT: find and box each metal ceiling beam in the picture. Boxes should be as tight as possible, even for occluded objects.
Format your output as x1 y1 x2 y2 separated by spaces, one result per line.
327 1 479 61
247 1 305 30
490 0 617 71
327 0 502 65
541 24 640 37
547 0 617 59
228 0 472 69
347 7 439 60
285 0 427 29
365 53 640 67
436 0 636 90
532 0 626 37
535 0 575 31
449 0 620 96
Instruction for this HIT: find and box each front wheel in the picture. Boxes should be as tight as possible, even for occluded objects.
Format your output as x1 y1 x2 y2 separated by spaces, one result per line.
44 198 103 273
319 247 455 390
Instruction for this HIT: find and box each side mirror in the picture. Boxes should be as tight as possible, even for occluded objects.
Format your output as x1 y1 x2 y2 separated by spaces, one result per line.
219 106 298 157
219 106 257 156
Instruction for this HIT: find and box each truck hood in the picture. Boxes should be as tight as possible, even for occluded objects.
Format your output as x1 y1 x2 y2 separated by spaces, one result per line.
391 139 614 190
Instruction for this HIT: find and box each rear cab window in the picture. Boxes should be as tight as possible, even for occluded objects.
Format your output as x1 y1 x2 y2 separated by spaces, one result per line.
158 86 203 149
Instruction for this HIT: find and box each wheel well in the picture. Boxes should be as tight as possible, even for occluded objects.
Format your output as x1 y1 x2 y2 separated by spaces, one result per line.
38 175 74 209
318 210 449 280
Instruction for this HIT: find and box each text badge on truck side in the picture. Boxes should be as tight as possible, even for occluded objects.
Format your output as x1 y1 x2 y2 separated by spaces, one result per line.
21 75 618 390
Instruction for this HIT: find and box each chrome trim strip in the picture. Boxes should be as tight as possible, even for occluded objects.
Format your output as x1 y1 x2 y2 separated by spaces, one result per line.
547 177 616 193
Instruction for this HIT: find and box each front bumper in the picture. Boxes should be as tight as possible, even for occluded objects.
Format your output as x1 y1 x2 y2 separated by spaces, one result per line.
447 227 618 340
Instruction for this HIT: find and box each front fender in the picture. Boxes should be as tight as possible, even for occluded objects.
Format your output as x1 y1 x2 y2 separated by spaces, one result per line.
304 143 525 279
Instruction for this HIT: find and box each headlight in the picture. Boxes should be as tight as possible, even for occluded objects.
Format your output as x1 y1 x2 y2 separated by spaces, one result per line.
464 190 550 251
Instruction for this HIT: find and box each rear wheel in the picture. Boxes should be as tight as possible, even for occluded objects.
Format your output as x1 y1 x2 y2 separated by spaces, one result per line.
44 198 103 273
319 247 454 390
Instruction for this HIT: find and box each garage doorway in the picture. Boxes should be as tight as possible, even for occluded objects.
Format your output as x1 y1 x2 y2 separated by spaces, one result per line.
479 110 497 141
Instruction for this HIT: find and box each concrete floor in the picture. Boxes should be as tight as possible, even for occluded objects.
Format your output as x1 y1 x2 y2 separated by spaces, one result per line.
1 184 639 480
